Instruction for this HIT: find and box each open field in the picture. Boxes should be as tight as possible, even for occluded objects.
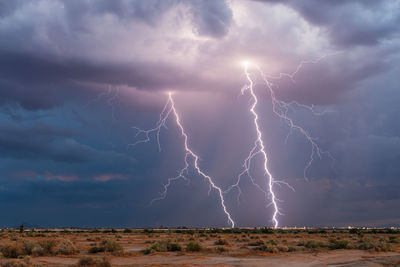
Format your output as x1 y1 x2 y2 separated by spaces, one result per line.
1 228 400 267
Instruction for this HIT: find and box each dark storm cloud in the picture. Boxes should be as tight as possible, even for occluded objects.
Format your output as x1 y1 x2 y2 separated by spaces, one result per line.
269 49 392 104
0 0 396 110
0 50 230 90
253 0 400 47
335 135 400 183
0 0 399 228
0 0 232 33
0 121 85 162
280 178 400 227
58 0 232 37
0 178 142 227
0 0 234 109
0 120 135 167
189 0 233 38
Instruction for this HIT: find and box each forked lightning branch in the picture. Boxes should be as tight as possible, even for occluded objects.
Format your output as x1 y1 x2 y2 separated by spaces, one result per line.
131 59 334 228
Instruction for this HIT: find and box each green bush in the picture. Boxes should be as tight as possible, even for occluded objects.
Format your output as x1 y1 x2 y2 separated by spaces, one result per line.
167 243 182 252
298 240 326 249
102 240 123 253
142 241 182 254
149 242 165 252
186 242 202 252
141 248 152 255
88 240 122 254
253 244 268 251
253 244 278 253
329 239 350 250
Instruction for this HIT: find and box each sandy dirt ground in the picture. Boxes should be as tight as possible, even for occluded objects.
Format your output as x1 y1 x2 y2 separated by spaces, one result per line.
32 251 400 267
1 229 399 266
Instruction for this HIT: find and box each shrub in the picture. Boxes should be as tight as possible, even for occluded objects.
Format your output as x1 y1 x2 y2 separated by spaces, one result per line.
31 245 45 256
329 239 350 250
288 246 297 252
38 239 57 254
123 228 132 233
102 240 123 253
358 237 392 252
186 242 202 252
57 240 79 255
253 245 268 251
142 241 182 254
214 239 228 246
141 248 152 255
253 245 278 253
21 241 36 255
78 257 96 266
88 240 122 254
88 246 105 254
277 245 289 252
149 242 165 252
167 243 182 252
1 243 23 258
298 240 326 249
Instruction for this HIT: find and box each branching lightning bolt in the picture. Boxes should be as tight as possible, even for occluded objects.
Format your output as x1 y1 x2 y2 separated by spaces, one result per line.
132 92 235 228
131 56 336 229
239 62 281 228
256 57 335 181
129 96 172 152
225 57 335 228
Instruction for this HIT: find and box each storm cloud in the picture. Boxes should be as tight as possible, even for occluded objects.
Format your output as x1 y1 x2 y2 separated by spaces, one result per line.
0 0 399 228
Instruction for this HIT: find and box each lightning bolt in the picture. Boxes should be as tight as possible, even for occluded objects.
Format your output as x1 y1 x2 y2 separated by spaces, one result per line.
225 57 335 228
256 57 335 181
131 56 335 229
239 62 281 228
132 92 235 228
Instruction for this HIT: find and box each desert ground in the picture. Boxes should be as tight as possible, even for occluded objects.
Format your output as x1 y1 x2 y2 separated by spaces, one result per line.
0 228 399 267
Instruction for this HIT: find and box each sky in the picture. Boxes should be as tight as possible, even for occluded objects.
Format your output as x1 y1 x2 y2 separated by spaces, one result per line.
0 0 399 228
